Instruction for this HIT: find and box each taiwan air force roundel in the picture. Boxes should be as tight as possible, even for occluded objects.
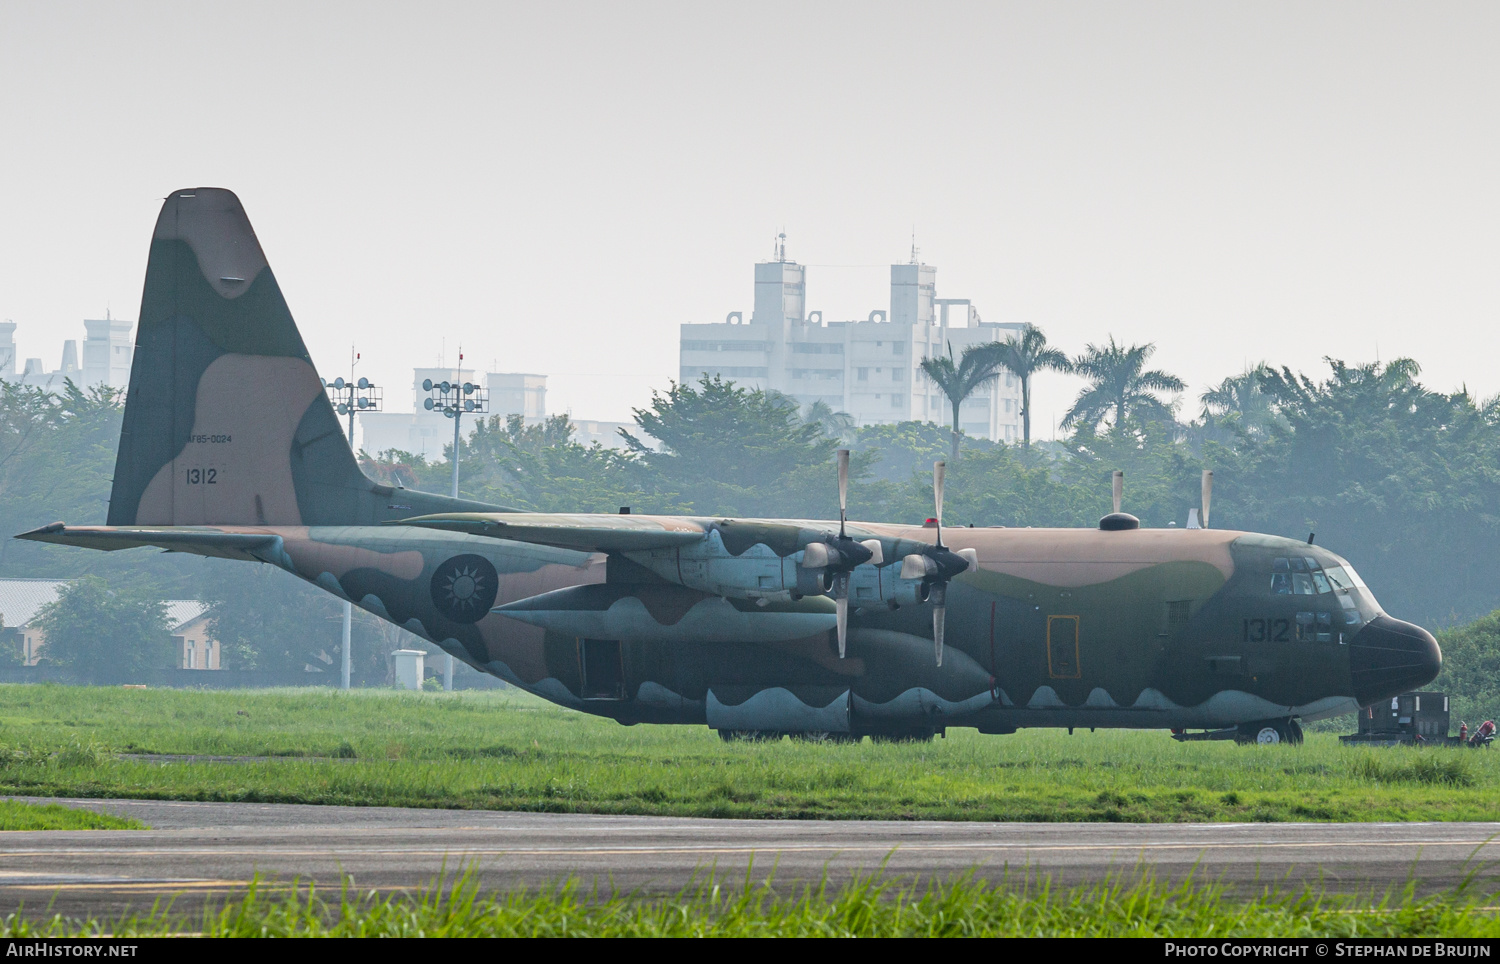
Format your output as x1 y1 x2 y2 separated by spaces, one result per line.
430 554 499 623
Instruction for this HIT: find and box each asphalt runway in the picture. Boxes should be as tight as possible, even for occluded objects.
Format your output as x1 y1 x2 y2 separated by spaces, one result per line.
2 798 1499 918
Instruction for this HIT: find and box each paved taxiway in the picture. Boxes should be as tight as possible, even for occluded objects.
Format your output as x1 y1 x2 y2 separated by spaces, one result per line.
2 798 1498 917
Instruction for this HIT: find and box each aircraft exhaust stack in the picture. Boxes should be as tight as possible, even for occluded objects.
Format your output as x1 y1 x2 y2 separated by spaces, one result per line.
1112 470 1124 515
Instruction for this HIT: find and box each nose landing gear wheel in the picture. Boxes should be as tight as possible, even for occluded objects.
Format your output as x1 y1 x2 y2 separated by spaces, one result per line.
1236 718 1303 745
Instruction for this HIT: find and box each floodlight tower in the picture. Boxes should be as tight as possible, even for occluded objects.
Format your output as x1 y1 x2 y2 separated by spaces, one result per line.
424 352 488 691
324 348 382 691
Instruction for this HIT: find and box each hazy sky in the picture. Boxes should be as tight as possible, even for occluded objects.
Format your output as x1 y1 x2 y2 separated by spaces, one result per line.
2 2 1496 430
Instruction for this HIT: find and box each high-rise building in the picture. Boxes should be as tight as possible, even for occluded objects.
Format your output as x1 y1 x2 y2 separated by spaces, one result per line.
680 247 1027 443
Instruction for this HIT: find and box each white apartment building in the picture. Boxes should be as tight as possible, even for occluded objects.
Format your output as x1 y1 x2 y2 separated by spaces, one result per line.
680 251 1027 443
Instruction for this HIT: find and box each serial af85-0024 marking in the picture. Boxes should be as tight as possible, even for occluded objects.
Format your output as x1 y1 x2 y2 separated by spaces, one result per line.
15 188 1444 745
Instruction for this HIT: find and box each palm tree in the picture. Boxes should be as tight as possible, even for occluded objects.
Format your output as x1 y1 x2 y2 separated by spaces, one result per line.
919 342 1007 460
802 400 856 442
1063 337 1185 433
988 326 1071 448
1199 364 1279 439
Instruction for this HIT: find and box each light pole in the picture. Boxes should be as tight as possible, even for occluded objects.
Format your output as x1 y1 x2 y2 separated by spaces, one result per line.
424 362 487 691
324 349 382 691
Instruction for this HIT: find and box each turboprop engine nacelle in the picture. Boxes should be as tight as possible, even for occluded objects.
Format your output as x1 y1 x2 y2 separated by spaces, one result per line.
493 584 837 643
621 527 935 609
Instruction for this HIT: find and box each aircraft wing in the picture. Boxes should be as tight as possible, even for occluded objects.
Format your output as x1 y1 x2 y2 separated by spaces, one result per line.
15 523 282 562
388 512 858 557
387 512 714 552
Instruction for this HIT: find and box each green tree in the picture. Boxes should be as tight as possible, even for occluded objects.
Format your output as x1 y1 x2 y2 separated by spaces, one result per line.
1063 338 1185 434
801 400 856 443
623 376 845 517
1434 611 1500 726
1228 358 1500 627
1194 364 1281 447
460 413 655 513
197 561 342 680
992 326 1072 448
919 343 1009 461
32 576 172 681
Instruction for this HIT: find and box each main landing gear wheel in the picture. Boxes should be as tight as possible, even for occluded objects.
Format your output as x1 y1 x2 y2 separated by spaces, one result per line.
719 729 776 743
1236 718 1303 745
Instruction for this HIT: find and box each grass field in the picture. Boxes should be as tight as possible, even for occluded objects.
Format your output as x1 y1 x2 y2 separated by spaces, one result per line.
4 870 1499 937
0 683 1497 822
0 799 141 830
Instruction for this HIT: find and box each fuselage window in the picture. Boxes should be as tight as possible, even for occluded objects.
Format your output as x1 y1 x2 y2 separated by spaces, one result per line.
1295 612 1316 641
1316 612 1332 641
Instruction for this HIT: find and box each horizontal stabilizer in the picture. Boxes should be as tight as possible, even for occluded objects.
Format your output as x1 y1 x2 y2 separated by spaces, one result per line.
15 523 280 562
390 512 709 552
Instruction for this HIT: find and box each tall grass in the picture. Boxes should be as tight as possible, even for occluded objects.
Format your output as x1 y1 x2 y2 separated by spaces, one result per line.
0 684 1497 822
3 869 1498 938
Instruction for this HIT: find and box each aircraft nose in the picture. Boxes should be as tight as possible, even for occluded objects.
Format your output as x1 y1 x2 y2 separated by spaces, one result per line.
1349 614 1442 706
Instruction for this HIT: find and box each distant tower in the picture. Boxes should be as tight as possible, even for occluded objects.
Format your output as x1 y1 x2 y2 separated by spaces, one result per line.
753 233 804 328
59 340 79 375
83 315 133 388
890 261 936 327
0 321 15 378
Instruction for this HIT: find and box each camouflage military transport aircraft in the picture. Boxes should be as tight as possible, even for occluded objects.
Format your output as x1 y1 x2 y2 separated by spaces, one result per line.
18 188 1442 745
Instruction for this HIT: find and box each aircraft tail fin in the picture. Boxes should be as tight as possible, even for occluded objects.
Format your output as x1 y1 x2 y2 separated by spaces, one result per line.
108 188 491 527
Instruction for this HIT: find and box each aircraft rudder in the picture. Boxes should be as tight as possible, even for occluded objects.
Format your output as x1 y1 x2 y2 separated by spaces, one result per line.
108 188 363 527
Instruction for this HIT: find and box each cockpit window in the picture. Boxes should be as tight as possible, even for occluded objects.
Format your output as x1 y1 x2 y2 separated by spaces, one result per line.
1311 571 1331 594
1271 572 1292 594
1295 612 1335 642
1273 557 1290 572
1289 557 1306 571
1292 572 1316 595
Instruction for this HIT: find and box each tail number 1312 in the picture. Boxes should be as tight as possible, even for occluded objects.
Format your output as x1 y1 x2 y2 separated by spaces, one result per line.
1243 618 1288 643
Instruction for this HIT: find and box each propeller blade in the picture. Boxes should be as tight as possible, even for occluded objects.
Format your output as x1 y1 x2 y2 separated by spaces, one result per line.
1201 469 1213 529
860 539 884 566
933 461 946 548
929 580 947 666
837 449 849 538
1112 470 1123 515
832 570 850 658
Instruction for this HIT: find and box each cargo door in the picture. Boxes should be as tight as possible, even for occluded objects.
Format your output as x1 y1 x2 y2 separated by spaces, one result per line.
579 638 625 700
